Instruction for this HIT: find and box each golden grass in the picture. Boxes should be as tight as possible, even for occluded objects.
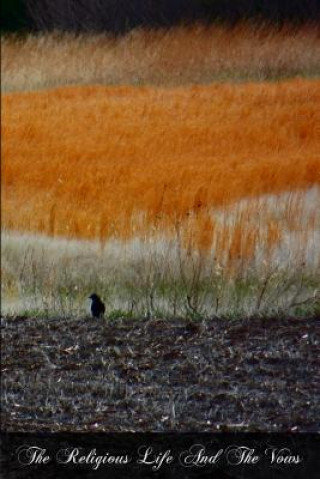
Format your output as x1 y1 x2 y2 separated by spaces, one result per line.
2 79 320 267
2 23 320 93
2 191 319 317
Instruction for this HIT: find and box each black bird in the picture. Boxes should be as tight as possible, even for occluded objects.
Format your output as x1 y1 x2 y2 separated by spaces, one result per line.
89 293 105 318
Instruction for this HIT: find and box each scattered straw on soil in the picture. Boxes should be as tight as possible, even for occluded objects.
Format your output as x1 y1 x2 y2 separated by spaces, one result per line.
1 314 319 432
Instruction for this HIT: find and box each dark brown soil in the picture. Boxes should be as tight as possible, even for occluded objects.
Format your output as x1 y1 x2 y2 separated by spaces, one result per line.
1 314 319 432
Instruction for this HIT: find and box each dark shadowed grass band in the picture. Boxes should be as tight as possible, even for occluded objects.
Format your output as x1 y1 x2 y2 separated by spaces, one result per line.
2 0 320 33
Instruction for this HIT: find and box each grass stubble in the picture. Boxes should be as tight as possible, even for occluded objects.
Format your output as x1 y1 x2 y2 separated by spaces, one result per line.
2 314 319 432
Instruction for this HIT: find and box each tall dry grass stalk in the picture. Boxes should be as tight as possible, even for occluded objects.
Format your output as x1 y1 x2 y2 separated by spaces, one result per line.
2 189 319 318
2 23 320 93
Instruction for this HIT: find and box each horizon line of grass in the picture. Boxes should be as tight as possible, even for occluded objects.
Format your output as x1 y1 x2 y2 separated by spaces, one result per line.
2 23 320 93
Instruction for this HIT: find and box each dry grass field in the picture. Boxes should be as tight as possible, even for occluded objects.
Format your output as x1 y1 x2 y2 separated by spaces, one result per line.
2 78 320 317
2 314 319 432
3 79 319 242
1 24 320 442
2 24 320 93
2 24 320 318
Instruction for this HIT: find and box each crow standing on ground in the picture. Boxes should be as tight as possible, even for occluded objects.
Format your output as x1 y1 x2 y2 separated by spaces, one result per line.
89 293 105 318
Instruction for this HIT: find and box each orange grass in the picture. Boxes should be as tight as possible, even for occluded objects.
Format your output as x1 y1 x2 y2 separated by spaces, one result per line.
2 23 320 93
2 79 320 261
